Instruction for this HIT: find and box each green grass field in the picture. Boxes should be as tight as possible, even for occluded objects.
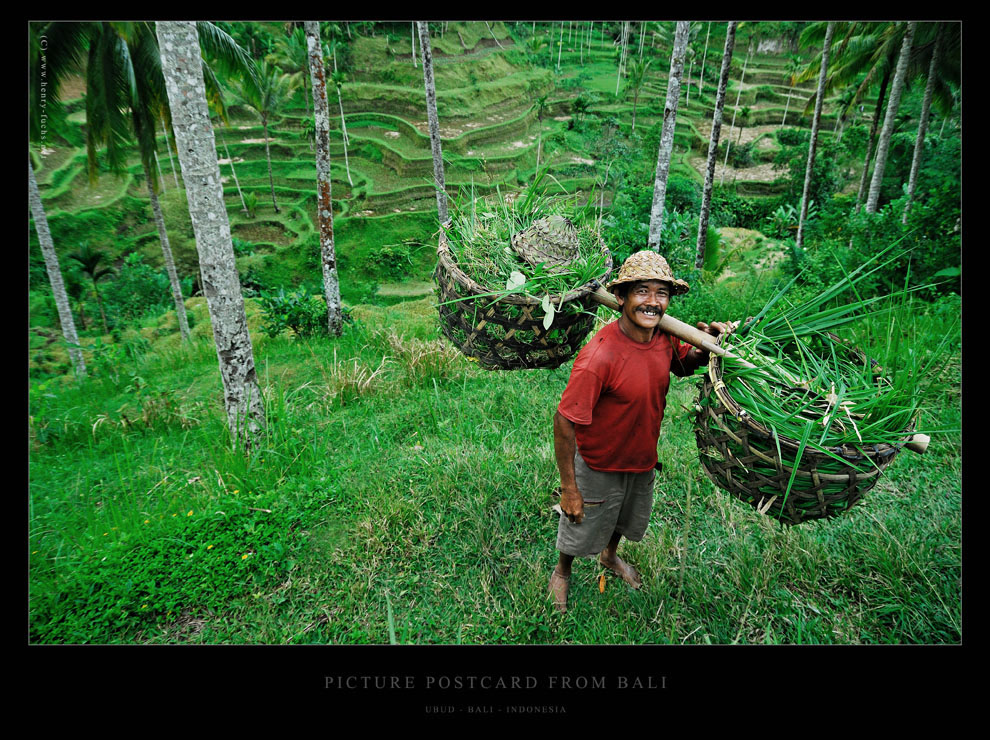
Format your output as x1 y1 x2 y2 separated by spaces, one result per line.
28 293 961 645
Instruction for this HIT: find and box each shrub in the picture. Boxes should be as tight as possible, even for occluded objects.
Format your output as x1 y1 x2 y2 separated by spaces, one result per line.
103 253 184 327
665 176 701 214
718 139 755 169
363 241 415 281
259 288 327 338
709 188 782 229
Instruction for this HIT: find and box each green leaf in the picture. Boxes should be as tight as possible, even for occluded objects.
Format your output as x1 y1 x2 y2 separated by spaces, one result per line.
505 270 527 291
932 266 961 278
542 294 555 330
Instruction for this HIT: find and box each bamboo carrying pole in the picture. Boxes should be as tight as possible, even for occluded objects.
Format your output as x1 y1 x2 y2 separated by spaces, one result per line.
589 287 929 454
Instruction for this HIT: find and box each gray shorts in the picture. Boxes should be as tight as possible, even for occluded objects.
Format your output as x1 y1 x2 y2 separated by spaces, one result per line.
555 449 656 558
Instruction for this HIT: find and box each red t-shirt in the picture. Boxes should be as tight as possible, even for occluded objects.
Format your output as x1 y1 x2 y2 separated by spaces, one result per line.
558 320 693 473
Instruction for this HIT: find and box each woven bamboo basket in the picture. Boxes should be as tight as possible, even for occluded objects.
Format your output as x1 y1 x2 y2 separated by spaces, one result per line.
434 227 612 370
694 332 915 525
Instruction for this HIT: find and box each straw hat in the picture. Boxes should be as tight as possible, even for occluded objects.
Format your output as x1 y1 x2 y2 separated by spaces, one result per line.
606 250 690 295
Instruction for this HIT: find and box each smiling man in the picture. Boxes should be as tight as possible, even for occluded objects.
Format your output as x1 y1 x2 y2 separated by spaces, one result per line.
548 250 731 613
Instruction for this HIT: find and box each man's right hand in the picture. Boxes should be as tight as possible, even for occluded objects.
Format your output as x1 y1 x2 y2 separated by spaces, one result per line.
559 486 585 524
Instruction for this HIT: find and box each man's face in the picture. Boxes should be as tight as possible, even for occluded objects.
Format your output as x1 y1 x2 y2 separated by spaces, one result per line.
617 280 672 331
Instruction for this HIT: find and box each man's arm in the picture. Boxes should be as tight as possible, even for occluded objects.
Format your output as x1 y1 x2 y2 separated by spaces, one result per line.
553 410 585 524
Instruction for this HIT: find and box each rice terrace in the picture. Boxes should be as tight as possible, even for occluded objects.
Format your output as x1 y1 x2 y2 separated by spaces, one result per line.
28 17 961 666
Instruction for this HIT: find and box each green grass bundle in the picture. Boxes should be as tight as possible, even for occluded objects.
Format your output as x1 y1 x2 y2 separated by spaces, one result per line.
433 178 612 370
695 244 955 525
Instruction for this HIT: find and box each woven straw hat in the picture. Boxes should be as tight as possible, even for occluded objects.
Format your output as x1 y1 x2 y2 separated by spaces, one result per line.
606 250 690 295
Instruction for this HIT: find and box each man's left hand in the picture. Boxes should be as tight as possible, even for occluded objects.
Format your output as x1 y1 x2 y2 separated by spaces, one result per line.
695 320 737 338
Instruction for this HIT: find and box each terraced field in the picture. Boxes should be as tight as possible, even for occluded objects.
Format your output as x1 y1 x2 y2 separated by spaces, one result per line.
30 21 860 307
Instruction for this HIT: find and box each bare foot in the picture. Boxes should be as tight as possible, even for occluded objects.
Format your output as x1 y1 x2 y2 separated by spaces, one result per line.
548 567 570 613
599 553 642 590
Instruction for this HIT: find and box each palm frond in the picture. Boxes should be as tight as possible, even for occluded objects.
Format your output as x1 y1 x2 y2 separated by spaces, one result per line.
195 20 255 85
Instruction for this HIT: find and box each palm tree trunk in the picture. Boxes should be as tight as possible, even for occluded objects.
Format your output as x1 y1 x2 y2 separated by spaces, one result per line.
537 112 543 170
557 22 563 72
866 22 916 214
903 23 944 224
418 21 448 225
157 20 265 447
336 87 353 187
721 43 750 186
700 23 711 96
616 22 629 96
781 91 790 127
647 21 690 250
854 68 891 212
262 119 280 213
161 115 181 190
155 151 167 194
695 22 737 270
686 54 694 108
219 125 249 214
305 21 343 337
92 276 109 335
796 22 834 251
29 158 86 377
632 88 640 134
145 170 191 341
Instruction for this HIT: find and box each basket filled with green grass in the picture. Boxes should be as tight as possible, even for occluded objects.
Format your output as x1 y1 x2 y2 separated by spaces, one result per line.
434 186 613 370
694 248 938 526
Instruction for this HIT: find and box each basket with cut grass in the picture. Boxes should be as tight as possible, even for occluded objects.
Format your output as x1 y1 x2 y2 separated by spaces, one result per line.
434 184 613 370
694 246 941 526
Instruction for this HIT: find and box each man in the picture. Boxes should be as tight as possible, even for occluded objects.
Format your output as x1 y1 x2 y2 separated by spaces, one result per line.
548 250 732 613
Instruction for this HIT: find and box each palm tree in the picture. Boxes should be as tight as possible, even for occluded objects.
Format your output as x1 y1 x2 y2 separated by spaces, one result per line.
62 23 187 340
615 21 630 96
866 22 917 214
37 22 252 345
216 115 249 214
63 266 89 333
832 83 859 143
272 25 311 115
780 54 802 128
698 22 712 98
903 23 947 224
67 243 113 335
417 21 448 224
28 158 86 377
794 22 958 212
695 22 737 270
531 94 550 171
329 68 354 188
625 58 652 135
157 21 265 447
234 58 298 214
525 34 547 65
796 22 835 251
304 20 343 337
647 20 690 249
721 41 751 186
